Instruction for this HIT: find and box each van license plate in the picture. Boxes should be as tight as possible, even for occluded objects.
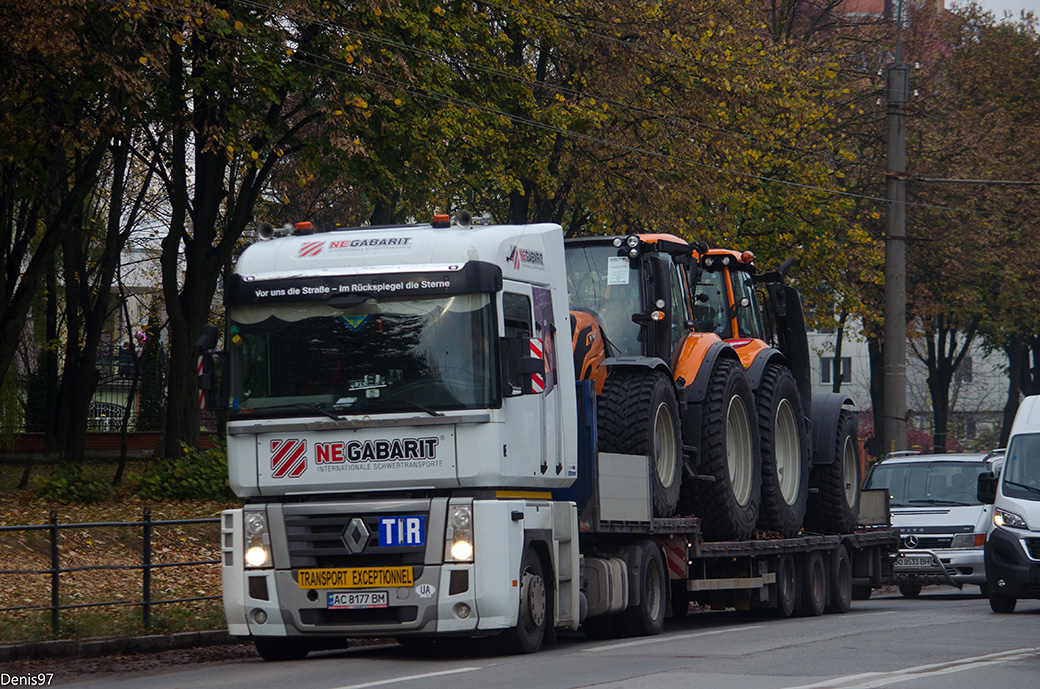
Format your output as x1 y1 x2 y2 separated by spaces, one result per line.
328 591 389 609
895 556 934 569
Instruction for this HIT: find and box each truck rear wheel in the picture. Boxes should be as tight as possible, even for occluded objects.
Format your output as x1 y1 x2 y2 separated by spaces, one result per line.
617 541 667 637
599 370 682 518
682 359 760 540
826 545 852 614
498 548 548 654
800 551 827 617
773 553 797 618
756 364 809 537
805 410 860 534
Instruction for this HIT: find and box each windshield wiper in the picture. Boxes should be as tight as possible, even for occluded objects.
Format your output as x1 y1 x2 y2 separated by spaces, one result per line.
908 499 963 506
278 402 342 420
1004 480 1040 496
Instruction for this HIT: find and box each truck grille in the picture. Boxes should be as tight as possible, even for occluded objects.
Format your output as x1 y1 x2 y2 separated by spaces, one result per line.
1026 538 1040 560
283 512 428 569
901 536 952 549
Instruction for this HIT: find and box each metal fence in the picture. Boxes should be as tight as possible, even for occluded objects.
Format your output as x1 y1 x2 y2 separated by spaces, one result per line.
0 510 221 634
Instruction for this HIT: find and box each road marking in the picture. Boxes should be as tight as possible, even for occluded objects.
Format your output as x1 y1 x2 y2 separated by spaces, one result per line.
331 666 484 689
582 625 765 652
781 647 1039 689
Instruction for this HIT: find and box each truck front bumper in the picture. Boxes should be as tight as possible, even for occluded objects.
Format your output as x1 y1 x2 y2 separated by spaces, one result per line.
985 527 1040 600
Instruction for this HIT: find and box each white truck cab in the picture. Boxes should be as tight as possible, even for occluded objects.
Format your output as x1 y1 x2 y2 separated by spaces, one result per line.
979 395 1040 612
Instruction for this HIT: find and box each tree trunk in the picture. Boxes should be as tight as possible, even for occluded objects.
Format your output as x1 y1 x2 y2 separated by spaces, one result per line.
1001 337 1026 446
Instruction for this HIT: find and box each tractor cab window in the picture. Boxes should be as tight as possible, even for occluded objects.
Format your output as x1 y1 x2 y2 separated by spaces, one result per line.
693 268 729 338
729 269 766 340
565 243 642 357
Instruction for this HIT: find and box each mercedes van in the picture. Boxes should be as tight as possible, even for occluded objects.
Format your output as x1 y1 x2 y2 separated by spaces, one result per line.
863 450 1004 597
979 395 1040 612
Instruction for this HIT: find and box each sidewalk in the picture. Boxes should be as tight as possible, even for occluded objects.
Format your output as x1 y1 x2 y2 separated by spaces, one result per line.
0 630 242 663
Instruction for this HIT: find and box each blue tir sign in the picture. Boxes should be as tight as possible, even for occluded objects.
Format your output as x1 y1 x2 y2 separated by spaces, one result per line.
378 516 426 547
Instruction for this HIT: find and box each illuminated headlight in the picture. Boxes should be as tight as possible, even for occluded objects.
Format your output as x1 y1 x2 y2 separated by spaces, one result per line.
244 510 272 568
950 533 985 548
994 508 1029 530
445 504 474 563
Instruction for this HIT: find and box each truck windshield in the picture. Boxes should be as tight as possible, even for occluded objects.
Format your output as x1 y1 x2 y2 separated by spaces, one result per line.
1003 433 1040 501
227 294 497 416
564 243 642 357
863 460 989 507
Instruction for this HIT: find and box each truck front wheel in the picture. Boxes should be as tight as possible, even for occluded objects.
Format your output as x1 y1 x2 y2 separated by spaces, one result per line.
254 637 310 662
498 549 548 654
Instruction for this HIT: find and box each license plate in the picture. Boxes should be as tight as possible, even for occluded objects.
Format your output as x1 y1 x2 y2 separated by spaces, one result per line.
895 556 935 569
328 590 389 609
297 567 414 589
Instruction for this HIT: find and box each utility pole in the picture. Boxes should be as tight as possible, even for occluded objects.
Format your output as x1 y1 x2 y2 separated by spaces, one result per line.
883 1 908 455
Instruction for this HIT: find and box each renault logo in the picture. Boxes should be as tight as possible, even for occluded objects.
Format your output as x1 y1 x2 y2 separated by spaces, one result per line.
904 535 919 549
342 518 370 554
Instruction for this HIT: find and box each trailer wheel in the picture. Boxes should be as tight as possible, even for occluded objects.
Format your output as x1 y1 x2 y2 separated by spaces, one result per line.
773 553 797 618
599 370 682 518
254 637 310 662
756 364 809 537
800 551 827 617
805 410 860 534
498 549 547 654
617 541 667 637
826 545 852 614
988 589 1017 613
682 359 760 540
898 583 922 599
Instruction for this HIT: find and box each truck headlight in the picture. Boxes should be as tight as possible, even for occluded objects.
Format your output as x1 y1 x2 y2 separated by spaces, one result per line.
244 510 272 568
445 504 473 563
950 533 985 548
994 508 1029 530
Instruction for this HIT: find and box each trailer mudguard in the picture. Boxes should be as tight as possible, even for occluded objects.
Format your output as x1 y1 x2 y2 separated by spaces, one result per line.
810 392 857 465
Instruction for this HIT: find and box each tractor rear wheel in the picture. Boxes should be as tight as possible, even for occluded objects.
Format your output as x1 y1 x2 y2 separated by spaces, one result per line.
681 359 760 541
805 410 860 534
756 364 809 537
599 370 682 518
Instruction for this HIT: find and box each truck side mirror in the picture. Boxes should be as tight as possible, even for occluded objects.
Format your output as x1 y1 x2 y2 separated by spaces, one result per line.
977 471 997 505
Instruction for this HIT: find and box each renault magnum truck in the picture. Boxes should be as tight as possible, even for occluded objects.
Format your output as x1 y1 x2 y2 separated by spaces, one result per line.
200 216 897 659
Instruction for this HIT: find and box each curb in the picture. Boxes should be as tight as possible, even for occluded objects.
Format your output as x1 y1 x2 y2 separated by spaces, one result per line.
0 630 245 663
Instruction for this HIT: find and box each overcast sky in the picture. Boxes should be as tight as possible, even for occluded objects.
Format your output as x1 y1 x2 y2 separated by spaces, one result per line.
952 0 1038 20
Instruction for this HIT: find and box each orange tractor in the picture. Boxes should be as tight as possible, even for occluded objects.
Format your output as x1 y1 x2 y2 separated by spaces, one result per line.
565 235 762 541
691 248 860 535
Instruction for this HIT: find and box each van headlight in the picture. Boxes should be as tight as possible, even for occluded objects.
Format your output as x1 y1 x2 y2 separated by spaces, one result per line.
244 510 272 568
445 504 474 563
994 508 1029 530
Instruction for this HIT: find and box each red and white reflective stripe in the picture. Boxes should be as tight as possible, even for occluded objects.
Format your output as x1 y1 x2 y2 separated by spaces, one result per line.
298 241 325 257
197 356 205 409
529 338 545 393
665 542 687 580
271 439 307 478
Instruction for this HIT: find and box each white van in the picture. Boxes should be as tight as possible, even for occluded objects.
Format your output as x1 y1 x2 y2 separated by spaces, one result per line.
863 450 1004 597
979 395 1040 613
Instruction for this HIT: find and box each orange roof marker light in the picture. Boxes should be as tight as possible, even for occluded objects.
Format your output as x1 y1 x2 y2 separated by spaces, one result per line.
740 251 755 264
293 221 314 235
431 214 451 228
